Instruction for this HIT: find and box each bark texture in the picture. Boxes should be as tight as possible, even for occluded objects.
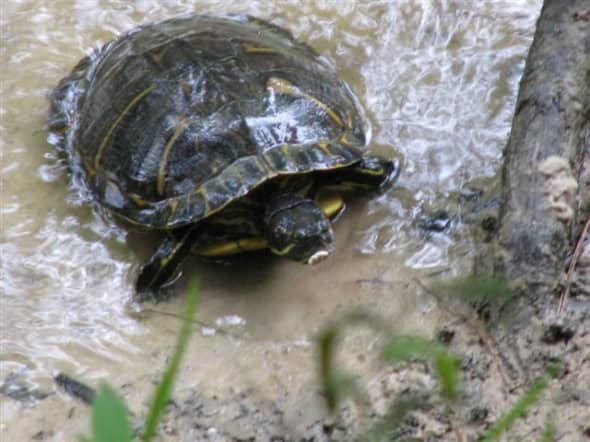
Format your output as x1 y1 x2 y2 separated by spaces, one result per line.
494 0 590 298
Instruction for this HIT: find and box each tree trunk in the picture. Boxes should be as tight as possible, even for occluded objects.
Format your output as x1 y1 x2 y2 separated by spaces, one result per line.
493 0 590 301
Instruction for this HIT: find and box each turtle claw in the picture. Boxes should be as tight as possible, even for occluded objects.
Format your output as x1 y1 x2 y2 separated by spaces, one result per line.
135 259 182 302
135 255 167 296
136 284 176 303
135 226 199 300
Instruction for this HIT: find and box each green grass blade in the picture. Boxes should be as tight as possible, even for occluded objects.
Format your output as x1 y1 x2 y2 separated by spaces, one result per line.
91 385 132 442
141 277 200 442
480 367 555 442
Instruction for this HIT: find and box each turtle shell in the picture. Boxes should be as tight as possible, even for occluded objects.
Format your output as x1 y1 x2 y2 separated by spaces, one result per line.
49 14 369 230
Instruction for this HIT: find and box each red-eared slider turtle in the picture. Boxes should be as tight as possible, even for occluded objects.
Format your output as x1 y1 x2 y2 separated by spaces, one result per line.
48 14 398 296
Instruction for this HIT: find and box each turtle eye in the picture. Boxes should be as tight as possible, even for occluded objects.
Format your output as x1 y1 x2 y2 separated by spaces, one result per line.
275 224 288 236
294 229 306 240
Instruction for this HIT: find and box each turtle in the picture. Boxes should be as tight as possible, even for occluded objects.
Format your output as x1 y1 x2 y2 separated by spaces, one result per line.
48 14 398 296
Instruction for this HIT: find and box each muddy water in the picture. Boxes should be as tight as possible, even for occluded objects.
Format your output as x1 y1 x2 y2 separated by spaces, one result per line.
1 0 540 438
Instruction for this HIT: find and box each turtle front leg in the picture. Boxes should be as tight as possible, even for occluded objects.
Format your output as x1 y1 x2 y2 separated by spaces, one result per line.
136 225 200 299
351 155 400 189
323 155 400 192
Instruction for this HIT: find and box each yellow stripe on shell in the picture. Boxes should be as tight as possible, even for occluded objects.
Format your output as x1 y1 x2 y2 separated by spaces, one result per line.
195 187 210 213
280 144 291 157
266 77 344 127
94 85 154 171
157 117 192 195
347 114 353 129
317 142 332 155
168 200 179 218
128 193 149 207
339 134 353 146
243 43 276 53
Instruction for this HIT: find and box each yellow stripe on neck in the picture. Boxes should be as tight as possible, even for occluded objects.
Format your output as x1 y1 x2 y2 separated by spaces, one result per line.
315 191 344 218
194 192 343 257
195 237 268 257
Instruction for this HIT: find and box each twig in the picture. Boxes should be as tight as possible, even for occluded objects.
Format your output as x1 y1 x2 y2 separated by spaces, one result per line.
141 308 209 327
557 216 590 314
54 373 96 404
140 309 239 337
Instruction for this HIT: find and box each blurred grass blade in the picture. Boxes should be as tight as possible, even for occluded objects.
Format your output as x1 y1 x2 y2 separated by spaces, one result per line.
317 311 383 412
92 385 132 442
382 336 438 361
382 336 459 401
434 352 459 401
318 325 342 412
436 276 511 302
142 277 200 442
539 419 555 442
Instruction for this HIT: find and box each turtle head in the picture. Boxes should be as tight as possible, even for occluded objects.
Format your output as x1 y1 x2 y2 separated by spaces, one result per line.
264 194 334 264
